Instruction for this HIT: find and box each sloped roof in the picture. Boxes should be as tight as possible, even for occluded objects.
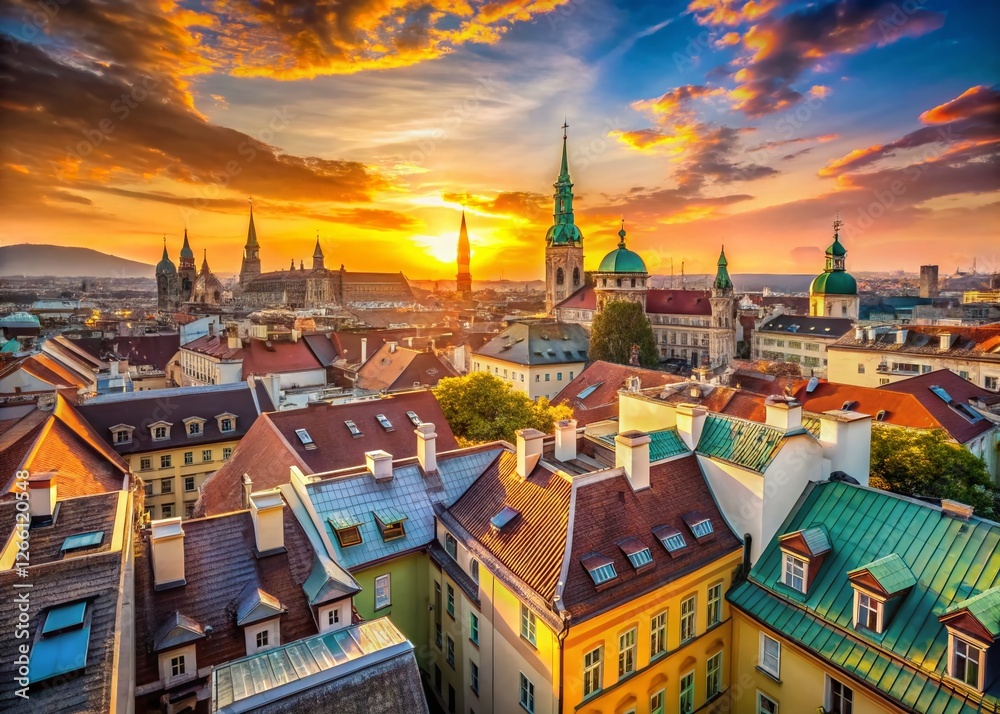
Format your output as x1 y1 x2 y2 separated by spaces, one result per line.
598 428 688 461
242 337 324 378
73 334 180 371
551 361 684 419
729 480 1000 709
944 586 1000 639
474 321 589 366
831 324 1000 359
354 343 457 391
182 333 244 360
696 413 796 472
878 369 997 444
848 553 916 597
554 286 713 316
197 390 459 516
757 314 854 338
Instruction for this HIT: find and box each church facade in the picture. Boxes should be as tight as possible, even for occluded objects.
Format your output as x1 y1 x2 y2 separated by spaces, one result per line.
156 230 226 310
547 131 737 370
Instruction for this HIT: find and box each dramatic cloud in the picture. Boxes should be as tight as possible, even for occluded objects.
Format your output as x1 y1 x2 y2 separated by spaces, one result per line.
441 191 549 222
688 0 778 27
919 84 1000 124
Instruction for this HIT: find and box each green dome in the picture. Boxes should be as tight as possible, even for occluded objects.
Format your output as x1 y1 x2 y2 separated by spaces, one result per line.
546 223 584 245
810 270 857 295
598 226 647 273
156 244 176 275
826 234 847 257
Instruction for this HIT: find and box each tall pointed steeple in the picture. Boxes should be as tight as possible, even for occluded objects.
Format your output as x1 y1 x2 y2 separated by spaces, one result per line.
312 234 325 270
456 210 472 299
156 236 176 275
713 245 733 291
247 202 258 247
179 228 194 265
545 122 583 247
239 199 262 285
544 121 585 314
200 249 211 274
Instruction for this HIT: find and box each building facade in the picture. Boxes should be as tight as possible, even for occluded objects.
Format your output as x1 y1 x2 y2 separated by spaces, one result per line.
752 315 854 378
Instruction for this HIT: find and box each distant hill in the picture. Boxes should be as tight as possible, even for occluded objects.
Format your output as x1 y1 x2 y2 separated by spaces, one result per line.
0 244 154 278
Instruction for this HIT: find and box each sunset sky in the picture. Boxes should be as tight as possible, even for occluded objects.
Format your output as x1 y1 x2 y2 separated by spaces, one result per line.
1 0 997 280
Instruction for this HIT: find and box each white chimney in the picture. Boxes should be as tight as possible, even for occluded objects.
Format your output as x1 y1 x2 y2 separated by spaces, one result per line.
940 333 956 350
361 337 368 364
515 428 545 478
855 327 864 341
895 329 907 344
416 422 438 474
818 411 871 486
388 341 398 353
675 404 707 451
28 472 57 523
554 419 578 461
689 384 701 399
249 489 285 556
110 361 119 377
765 396 803 432
365 450 393 482
150 517 186 590
241 473 253 509
615 430 651 491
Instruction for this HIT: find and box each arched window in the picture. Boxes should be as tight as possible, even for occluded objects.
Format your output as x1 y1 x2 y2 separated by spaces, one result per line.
556 268 565 286
573 267 580 287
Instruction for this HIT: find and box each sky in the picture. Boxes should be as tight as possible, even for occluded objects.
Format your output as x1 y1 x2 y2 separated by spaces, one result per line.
1 0 997 281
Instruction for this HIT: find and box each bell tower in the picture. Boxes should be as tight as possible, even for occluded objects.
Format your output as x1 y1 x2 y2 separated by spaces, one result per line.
709 245 737 368
544 122 585 313
239 200 262 286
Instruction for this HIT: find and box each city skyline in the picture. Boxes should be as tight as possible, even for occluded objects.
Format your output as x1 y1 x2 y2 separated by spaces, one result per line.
1 0 998 280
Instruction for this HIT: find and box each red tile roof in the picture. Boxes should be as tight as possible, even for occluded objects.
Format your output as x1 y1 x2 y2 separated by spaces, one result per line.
241 338 324 378
552 361 685 423
74 334 180 371
878 369 997 444
355 343 457 391
198 390 459 516
555 286 713 315
182 333 244 360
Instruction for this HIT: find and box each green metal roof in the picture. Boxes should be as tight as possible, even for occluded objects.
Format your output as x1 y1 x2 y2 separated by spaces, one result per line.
945 586 1000 638
803 415 822 437
713 248 733 290
327 511 363 530
794 526 832 557
810 270 858 295
696 414 791 472
599 427 688 462
827 234 848 257
849 553 917 597
372 505 408 525
729 480 1000 709
597 240 647 274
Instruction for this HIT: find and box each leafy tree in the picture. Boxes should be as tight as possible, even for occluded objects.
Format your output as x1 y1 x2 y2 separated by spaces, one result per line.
588 300 659 368
433 372 574 445
869 425 999 520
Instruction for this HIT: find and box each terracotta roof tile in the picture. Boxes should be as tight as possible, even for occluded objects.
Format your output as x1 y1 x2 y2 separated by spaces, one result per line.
555 287 713 316
241 338 324 378
552 361 685 422
355 344 457 391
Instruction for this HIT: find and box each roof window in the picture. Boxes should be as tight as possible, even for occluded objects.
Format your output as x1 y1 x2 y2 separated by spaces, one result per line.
344 420 363 438
490 506 519 533
295 428 317 449
376 414 394 431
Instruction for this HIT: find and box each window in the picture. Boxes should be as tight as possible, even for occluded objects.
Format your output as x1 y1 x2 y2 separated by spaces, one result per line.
470 660 479 694
828 677 854 714
144 482 153 496
162 504 173 518
328 609 340 626
446 635 455 667
153 426 168 440
856 592 880 631
114 429 131 444
171 655 185 677
447 584 455 617
375 413 394 431
220 418 233 432
985 376 998 391
202 449 212 462
160 455 172 469
520 604 536 646
256 630 269 648
707 583 722 626
951 637 983 689
759 633 780 678
183 451 193 465
434 582 442 647
223 447 232 460
406 410 422 426
140 457 151 471
618 627 636 678
160 478 173 494
782 553 806 592
184 476 195 492
650 610 666 658
583 646 602 697
679 670 694 713
470 559 479 584
650 690 665 714
470 613 479 645
758 692 778 714
707 650 722 697
334 525 362 547
188 421 201 435
519 673 535 713
374 574 390 609
545 373 550 381
344 419 362 437
680 596 696 641
446 533 458 560
857 364 865 374
557 372 562 381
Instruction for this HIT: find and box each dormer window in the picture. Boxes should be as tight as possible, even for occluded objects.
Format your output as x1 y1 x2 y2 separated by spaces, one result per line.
372 507 407 542
328 512 364 548
938 584 999 692
188 423 201 435
951 637 984 689
581 552 617 589
149 421 173 441
183 417 206 437
653 525 687 556
777 526 831 595
110 424 134 444
847 553 915 635
618 537 654 572
215 413 237 433
682 512 715 542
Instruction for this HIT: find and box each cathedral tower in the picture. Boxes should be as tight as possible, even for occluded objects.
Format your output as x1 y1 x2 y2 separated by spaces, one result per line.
155 237 179 311
239 202 261 286
809 216 859 319
178 228 196 301
312 235 325 271
709 246 737 368
456 210 472 299
544 123 585 313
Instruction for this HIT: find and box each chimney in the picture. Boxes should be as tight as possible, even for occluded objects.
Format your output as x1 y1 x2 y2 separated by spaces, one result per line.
110 361 119 377
388 341 397 354
229 334 241 349
361 337 368 364
208 322 215 337
765 396 802 432
150 517 186 590
689 384 701 399
895 329 907 344
416 422 438 474
515 428 545 478
241 474 253 509
854 327 864 341
818 411 871 486
554 419 578 461
365 450 393 482
941 499 974 520
940 332 956 350
249 489 285 556
615 430 651 491
675 404 707 451
28 472 58 525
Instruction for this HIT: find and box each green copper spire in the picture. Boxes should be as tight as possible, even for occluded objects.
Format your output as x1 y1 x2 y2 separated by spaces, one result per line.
713 245 733 290
545 121 584 247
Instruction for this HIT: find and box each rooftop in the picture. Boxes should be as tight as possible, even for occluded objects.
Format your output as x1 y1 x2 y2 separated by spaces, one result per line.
756 314 855 338
474 321 589 366
554 286 713 316
831 324 1000 359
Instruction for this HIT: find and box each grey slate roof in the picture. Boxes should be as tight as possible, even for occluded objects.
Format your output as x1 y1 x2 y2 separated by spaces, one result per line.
474 321 589 366
757 314 854 338
306 446 503 570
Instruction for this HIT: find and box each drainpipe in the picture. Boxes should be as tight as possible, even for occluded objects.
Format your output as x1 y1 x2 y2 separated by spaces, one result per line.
741 533 753 580
557 612 571 714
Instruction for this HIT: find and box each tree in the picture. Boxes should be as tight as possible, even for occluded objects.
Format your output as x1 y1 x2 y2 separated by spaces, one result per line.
588 300 659 368
869 426 999 520
433 372 574 445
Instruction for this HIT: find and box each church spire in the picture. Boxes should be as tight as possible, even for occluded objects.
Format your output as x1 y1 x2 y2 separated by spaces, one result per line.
545 122 583 248
713 245 733 291
201 249 210 274
239 199 262 285
312 232 325 270
246 200 258 248
559 119 570 181
457 210 472 299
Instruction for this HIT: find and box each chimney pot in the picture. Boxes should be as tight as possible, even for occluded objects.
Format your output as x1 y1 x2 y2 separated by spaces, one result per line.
249 488 285 556
416 422 438 474
765 396 803 431
150 517 186 590
554 419 578 461
365 450 394 482
361 337 368 364
675 403 707 451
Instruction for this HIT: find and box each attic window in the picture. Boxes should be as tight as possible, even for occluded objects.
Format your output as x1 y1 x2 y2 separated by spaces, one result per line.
406 411 421 427
653 525 687 555
376 414 394 431
847 553 915 635
618 537 653 571
215 413 237 433
777 527 831 595
373 507 407 542
876 410 887 421
841 401 856 411
188 422 201 436
490 506 519 533
581 553 618 587
690 519 713 539
576 382 602 400
328 513 364 548
61 531 105 553
30 601 91 683
345 420 363 437
295 429 316 450
112 427 133 444
150 422 172 441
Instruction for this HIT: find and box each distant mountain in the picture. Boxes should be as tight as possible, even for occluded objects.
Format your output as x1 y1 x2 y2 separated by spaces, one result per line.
0 244 154 278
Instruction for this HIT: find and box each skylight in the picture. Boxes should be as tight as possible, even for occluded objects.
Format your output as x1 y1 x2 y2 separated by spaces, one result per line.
576 382 603 400
376 414 394 431
42 601 86 634
295 428 316 449
490 506 519 532
345 420 363 437
406 410 421 426
627 548 653 569
60 531 105 552
953 403 983 423
929 385 953 404
31 601 91 683
588 563 617 585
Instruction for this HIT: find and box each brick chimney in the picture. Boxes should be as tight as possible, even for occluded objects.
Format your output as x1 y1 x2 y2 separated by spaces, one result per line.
416 422 438 474
675 404 707 451
28 472 58 525
515 428 545 478
249 489 285 556
615 430 651 491
365 450 393 482
150 517 186 590
554 419 578 461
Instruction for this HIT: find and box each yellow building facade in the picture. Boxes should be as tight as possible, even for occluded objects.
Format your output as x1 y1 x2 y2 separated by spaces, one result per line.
129 440 238 519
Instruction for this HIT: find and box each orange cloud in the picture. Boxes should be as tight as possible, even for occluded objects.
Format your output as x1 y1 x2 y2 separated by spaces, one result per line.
919 85 1000 124
714 32 741 47
688 0 778 27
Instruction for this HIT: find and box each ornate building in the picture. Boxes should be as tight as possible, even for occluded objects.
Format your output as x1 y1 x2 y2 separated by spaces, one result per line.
809 217 859 319
544 123 585 312
456 211 472 299
546 131 738 370
156 230 225 310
